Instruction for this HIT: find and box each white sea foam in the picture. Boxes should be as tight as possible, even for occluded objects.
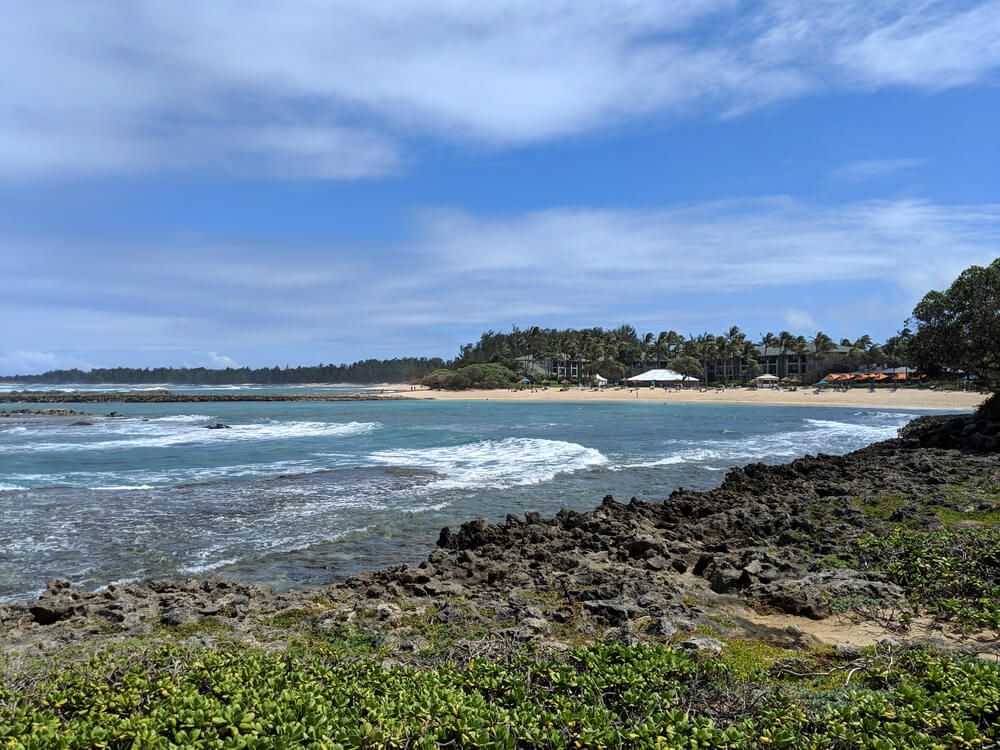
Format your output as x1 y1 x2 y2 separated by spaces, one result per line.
611 412 915 471
0 483 26 491
146 414 214 423
369 437 608 489
611 455 687 470
4 457 340 488
399 501 451 513
93 485 156 491
0 419 381 453
177 558 239 575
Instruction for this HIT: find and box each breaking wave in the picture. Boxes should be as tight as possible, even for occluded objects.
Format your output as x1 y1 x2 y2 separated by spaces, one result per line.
369 437 608 489
0 419 381 454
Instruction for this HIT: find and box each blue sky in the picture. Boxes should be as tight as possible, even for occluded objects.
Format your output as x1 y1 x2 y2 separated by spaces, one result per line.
2 1 999 374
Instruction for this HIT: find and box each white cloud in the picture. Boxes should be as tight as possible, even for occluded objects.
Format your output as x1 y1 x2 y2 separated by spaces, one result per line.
0 350 93 376
829 158 926 182
6 196 997 370
414 198 1000 297
205 352 240 368
836 1 1000 88
784 309 818 330
1 2 998 178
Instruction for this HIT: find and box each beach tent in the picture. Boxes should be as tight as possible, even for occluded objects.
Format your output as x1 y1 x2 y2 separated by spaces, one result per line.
626 368 699 383
519 377 531 384
752 374 779 382
591 374 608 384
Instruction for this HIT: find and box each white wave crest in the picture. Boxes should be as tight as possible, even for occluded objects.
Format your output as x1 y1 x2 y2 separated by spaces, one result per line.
610 455 687 470
0 419 381 453
177 558 239 575
369 437 607 489
612 413 915 471
146 414 214 423
93 485 156 491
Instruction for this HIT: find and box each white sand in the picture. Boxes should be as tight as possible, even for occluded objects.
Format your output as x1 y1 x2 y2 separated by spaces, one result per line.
378 383 988 411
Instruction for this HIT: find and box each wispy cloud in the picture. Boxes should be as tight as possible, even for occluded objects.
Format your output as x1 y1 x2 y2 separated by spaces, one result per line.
829 158 926 182
784 309 818 331
4 196 998 371
1 2 998 179
414 198 999 296
0 350 93 377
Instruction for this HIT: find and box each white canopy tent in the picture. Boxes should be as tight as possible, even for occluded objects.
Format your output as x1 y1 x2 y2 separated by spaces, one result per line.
753 374 779 382
626 368 699 383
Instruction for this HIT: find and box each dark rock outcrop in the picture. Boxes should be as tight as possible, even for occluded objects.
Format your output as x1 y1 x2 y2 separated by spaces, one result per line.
2 410 995 656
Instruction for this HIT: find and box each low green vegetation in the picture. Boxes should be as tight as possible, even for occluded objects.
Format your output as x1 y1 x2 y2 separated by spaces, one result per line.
855 526 1000 631
2 640 997 749
854 493 909 521
420 364 517 390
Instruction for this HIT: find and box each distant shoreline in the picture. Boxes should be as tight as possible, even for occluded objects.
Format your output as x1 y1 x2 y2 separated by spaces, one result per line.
0 390 405 403
381 383 989 410
0 385 988 410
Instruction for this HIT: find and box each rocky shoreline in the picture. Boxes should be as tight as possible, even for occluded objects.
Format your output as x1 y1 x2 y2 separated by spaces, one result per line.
0 390 407 404
2 408 997 658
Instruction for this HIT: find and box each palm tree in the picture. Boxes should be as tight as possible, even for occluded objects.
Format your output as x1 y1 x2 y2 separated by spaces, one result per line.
666 331 685 361
810 331 836 380
723 325 746 382
776 331 794 378
654 331 672 367
760 332 777 376
741 341 763 381
685 333 718 384
849 334 874 372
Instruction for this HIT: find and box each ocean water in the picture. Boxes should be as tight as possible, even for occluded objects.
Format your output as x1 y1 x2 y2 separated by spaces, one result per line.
0 398 951 603
0 383 374 395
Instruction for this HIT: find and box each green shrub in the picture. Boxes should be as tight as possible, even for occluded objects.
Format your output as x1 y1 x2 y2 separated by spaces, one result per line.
855 526 1000 631
420 364 517 390
2 641 998 748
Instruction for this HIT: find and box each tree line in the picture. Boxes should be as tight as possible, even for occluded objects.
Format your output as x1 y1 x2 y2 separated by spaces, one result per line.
455 324 907 383
0 358 446 386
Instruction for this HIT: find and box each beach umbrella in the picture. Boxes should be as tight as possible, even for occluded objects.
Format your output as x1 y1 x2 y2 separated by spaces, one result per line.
753 374 779 381
519 377 531 383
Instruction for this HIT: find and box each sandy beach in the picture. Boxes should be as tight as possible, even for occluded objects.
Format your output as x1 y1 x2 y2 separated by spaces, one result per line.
381 383 989 410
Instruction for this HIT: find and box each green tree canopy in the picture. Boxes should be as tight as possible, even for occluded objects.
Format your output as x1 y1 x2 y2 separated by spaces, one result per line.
668 355 703 379
907 258 1000 390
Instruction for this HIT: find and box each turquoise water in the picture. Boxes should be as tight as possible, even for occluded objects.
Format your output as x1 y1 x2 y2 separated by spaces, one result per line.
0 398 948 602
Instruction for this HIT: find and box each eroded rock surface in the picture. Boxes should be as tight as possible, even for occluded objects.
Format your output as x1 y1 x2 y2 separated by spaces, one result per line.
2 411 996 656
